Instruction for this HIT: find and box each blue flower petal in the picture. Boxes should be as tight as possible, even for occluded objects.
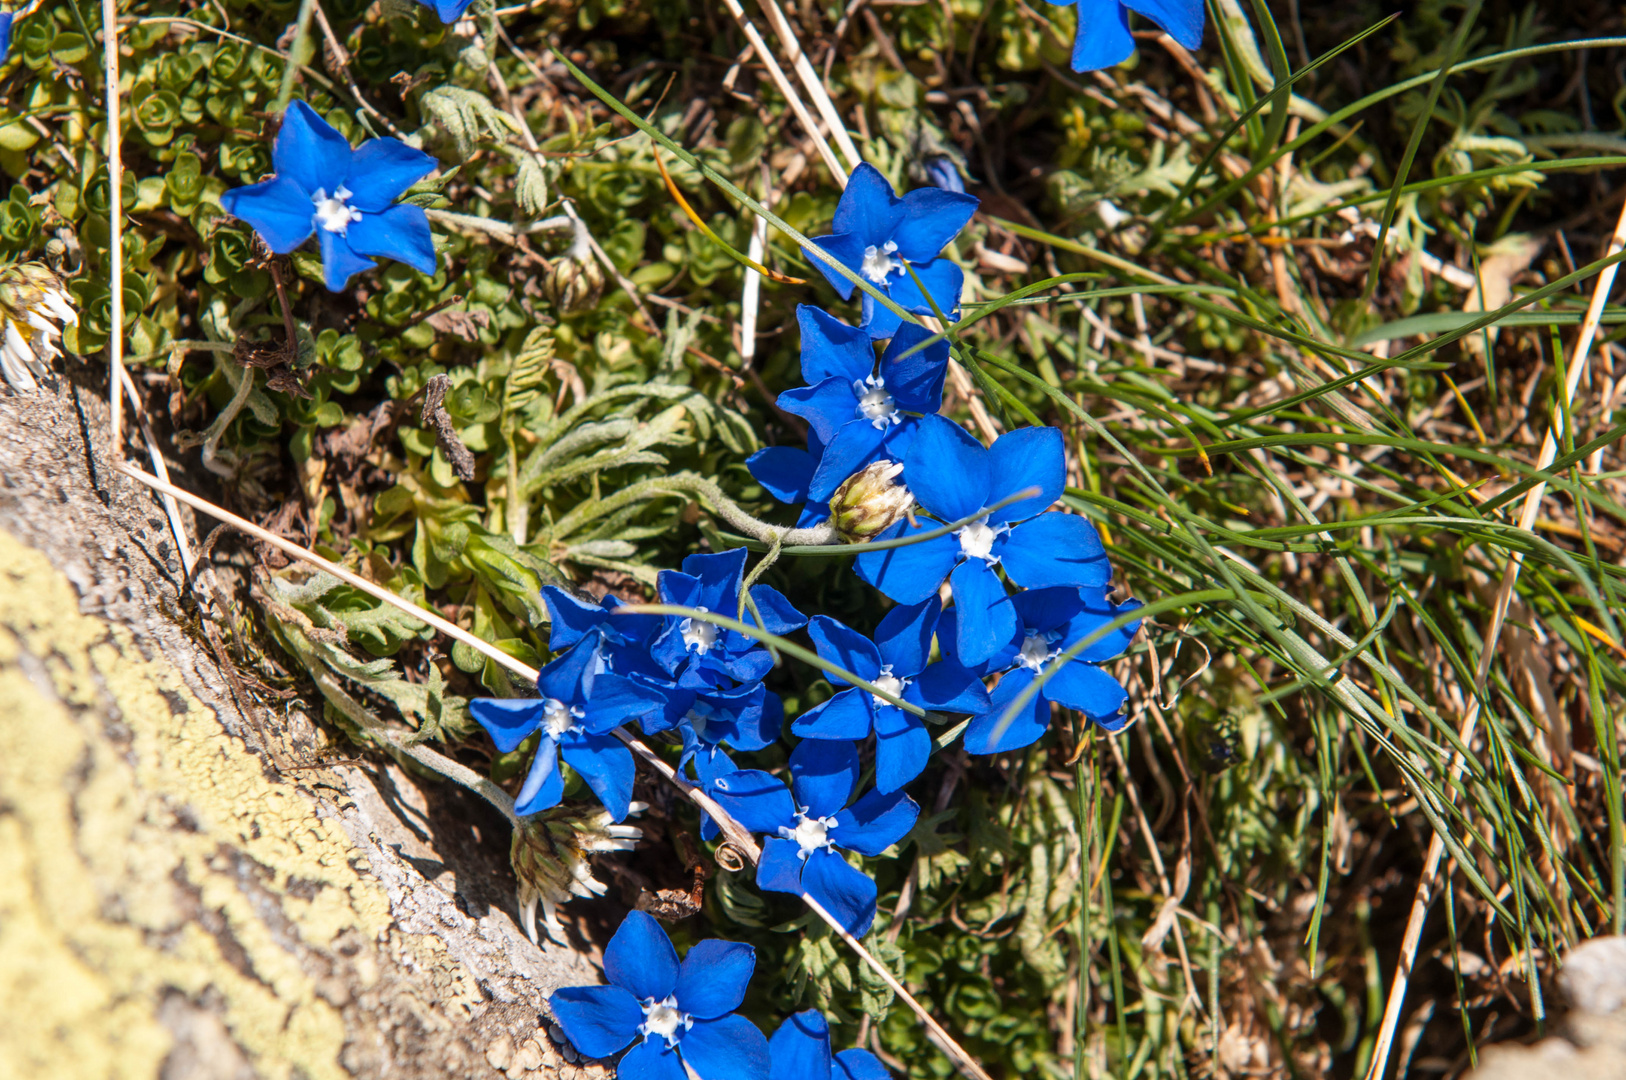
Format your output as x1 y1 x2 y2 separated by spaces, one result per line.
582 672 668 734
468 697 544 753
656 567 703 609
801 847 879 936
1067 588 1142 662
1043 661 1129 722
346 203 436 278
872 706 930 793
540 586 607 652
876 259 963 336
514 736 564 816
791 688 875 741
770 1011 833 1080
965 670 1049 754
603 910 681 1002
833 787 919 855
710 769 797 834
853 522 960 606
421 0 477 21
617 1038 688 1080
807 420 890 503
344 137 437 212
680 548 749 616
808 616 885 686
831 163 907 246
682 1015 772 1080
779 378 861 446
547 984 643 1058
748 445 817 505
880 323 949 415
749 584 808 635
1064 0 1135 72
997 513 1112 589
985 426 1065 524
933 607 1019 677
904 415 989 523
835 1049 894 1080
1009 586 1087 637
757 836 808 894
273 100 353 197
559 730 636 821
874 597 940 677
1124 0 1204 49
0 15 13 60
219 175 314 253
674 940 756 1020
811 232 868 300
908 658 991 715
891 187 979 264
950 559 1017 668
318 229 378 292
789 739 860 819
798 305 877 384
537 635 598 703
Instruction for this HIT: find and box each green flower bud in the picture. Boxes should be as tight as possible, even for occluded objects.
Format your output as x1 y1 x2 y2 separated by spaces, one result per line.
542 222 606 315
830 460 915 543
510 804 644 943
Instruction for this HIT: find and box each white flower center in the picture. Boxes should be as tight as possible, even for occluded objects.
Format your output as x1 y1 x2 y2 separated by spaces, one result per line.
957 517 1000 563
860 240 905 284
312 185 362 234
542 698 583 739
855 375 899 428
781 812 838 860
870 666 909 707
680 609 718 654
639 996 691 1046
1017 631 1060 671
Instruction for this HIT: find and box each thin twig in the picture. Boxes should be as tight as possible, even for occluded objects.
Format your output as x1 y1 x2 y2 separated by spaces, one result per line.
752 0 863 170
1364 194 1626 1080
103 0 124 462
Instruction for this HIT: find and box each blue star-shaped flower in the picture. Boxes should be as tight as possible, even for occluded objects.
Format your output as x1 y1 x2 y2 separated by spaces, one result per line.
219 100 438 292
550 911 771 1080
941 586 1141 754
705 740 918 935
855 417 1112 666
417 0 475 22
810 163 978 340
468 636 666 819
777 307 950 503
1052 0 1203 72
794 598 987 793
650 548 806 690
770 1010 892 1080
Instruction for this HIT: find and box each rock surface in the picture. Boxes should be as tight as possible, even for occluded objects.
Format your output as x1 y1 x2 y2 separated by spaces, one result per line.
0 376 604 1079
1466 936 1626 1080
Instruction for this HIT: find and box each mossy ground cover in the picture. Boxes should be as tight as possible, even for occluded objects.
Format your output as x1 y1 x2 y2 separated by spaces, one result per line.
9 0 1626 1076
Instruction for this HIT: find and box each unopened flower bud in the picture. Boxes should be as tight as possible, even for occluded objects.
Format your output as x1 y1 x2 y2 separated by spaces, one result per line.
0 262 78 392
543 223 606 315
830 460 914 543
510 803 643 944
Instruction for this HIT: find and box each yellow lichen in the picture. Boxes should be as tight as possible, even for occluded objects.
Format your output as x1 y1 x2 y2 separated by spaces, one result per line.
0 532 469 1080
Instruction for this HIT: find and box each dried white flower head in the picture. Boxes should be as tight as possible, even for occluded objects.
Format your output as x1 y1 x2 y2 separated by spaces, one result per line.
511 802 645 944
0 263 77 392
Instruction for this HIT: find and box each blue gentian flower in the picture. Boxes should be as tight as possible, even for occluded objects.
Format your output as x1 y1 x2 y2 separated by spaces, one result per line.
707 739 918 935
219 100 438 292
1051 0 1203 72
549 911 771 1080
794 598 987 793
810 162 978 341
855 417 1111 666
777 308 950 502
770 1010 891 1080
923 156 966 195
650 548 806 690
942 586 1141 754
747 427 832 530
469 636 666 819
417 0 476 22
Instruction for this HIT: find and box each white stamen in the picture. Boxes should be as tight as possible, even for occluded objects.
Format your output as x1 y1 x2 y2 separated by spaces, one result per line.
957 517 1000 563
541 698 583 739
1017 631 1058 671
638 996 692 1047
312 184 362 234
860 240 904 284
781 812 839 860
43 290 77 325
680 609 718 654
870 667 908 708
855 375 898 429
